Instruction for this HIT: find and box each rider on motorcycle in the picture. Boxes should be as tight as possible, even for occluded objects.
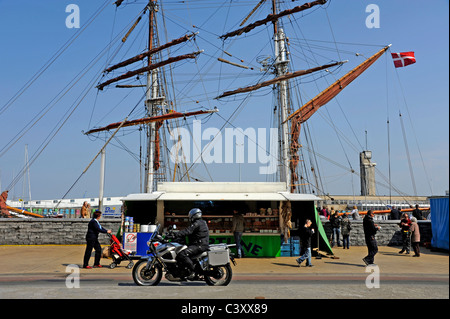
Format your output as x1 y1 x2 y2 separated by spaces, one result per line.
173 208 210 277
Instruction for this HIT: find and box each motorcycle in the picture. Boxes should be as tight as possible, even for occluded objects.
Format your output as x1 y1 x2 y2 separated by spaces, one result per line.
132 224 236 286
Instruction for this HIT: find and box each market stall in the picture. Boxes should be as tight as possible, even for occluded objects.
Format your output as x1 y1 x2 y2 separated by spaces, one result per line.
121 182 323 257
119 193 160 256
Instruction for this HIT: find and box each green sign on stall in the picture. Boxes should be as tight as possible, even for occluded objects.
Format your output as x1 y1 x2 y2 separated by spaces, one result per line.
209 235 281 257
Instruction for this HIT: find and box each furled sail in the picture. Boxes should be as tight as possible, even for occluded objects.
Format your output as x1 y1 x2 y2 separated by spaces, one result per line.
85 108 218 179
96 51 203 90
220 0 327 40
215 61 346 99
105 33 196 73
286 45 391 124
84 109 218 135
288 45 391 192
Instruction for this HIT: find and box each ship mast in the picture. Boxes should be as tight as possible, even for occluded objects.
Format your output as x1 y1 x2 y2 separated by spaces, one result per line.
272 0 291 191
145 0 161 193
216 0 388 194
217 0 335 193
87 0 215 194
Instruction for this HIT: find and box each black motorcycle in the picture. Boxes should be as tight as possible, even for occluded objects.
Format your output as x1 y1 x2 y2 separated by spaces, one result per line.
132 224 236 286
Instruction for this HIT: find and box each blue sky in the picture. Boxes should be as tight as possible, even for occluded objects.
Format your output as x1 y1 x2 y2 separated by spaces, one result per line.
0 0 448 201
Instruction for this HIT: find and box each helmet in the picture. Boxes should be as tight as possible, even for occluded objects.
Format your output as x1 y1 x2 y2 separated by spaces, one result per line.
188 208 202 222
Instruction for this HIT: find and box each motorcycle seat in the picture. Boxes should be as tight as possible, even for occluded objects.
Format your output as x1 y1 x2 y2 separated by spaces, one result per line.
192 251 208 259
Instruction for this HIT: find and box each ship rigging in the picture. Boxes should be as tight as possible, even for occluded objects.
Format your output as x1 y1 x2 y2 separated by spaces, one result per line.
0 0 434 210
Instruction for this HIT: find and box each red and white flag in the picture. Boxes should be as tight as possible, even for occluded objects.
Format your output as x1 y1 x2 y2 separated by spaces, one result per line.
391 52 416 68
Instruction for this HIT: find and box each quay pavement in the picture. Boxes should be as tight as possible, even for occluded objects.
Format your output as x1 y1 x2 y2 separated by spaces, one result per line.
0 244 447 279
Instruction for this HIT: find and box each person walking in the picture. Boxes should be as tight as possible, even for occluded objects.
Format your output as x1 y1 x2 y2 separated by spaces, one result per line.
83 210 111 269
341 213 352 249
362 210 380 266
409 217 421 257
296 219 314 267
231 209 245 258
399 213 411 254
329 210 342 247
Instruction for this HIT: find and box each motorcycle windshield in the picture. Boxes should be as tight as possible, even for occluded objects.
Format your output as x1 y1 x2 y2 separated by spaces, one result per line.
149 224 160 240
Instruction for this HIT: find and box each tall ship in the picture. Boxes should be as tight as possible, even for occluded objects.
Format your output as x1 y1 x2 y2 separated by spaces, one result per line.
82 0 394 197
1 1 434 256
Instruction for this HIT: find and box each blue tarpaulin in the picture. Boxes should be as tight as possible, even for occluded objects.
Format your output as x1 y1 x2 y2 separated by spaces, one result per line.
430 196 449 251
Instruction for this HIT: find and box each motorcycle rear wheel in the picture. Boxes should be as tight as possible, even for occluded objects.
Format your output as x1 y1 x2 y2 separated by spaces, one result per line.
132 259 163 286
204 264 232 286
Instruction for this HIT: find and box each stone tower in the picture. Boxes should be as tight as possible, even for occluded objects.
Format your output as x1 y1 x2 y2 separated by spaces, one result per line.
360 151 376 196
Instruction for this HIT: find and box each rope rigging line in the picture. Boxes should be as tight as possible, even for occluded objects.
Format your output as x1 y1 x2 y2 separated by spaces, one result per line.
286 19 357 194
399 111 417 197
385 53 393 202
391 55 434 195
287 39 326 194
177 93 254 181
7 71 103 192
1 4 147 158
4 45 126 190
301 142 413 200
0 0 111 117
6 27 149 195
324 5 341 62
54 117 129 209
51 76 147 204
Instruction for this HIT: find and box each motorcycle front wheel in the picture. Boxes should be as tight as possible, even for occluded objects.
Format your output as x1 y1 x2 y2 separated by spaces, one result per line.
204 264 232 286
132 259 163 286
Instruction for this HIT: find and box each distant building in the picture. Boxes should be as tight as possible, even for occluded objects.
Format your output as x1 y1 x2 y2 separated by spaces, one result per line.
6 197 123 218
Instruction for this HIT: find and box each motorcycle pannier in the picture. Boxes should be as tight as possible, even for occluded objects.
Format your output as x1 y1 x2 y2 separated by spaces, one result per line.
208 244 230 266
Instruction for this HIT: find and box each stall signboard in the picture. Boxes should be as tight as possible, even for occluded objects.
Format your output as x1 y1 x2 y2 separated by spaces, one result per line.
209 235 281 257
124 232 137 251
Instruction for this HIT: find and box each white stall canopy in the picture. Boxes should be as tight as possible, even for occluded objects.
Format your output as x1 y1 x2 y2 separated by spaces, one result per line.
121 182 322 202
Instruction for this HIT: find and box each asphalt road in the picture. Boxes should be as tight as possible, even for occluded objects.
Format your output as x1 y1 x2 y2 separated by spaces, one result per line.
1 271 448 299
1 269 447 318
0 244 447 317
